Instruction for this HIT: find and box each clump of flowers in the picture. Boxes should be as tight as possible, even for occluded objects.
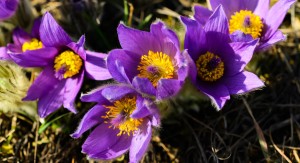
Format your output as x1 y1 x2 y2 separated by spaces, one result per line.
193 0 296 51
181 6 264 110
0 0 296 162
72 84 159 162
4 12 111 118
107 21 193 100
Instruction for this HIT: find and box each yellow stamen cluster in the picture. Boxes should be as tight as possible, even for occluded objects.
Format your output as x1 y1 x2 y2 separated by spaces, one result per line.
137 50 175 87
22 38 43 52
196 52 224 82
229 10 263 39
54 50 82 78
102 97 142 136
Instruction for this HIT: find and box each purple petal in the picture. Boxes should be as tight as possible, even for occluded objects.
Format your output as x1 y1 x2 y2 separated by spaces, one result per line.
91 134 132 160
38 80 66 118
204 5 229 37
0 0 18 20
265 0 296 38
131 96 152 119
197 82 230 110
8 47 58 67
252 0 270 18
101 84 136 102
63 71 84 113
107 49 139 83
230 30 254 42
224 71 264 94
23 66 59 101
77 35 85 47
132 77 156 96
0 47 11 60
82 123 131 159
85 51 112 80
257 30 286 51
194 5 213 26
71 104 107 138
181 16 207 61
210 1 239 18
6 43 22 54
157 79 182 100
176 50 197 82
150 21 180 51
226 39 258 76
129 120 152 163
67 36 86 60
151 108 161 127
40 12 72 47
82 123 119 155
31 18 42 39
210 0 264 17
12 28 32 47
81 86 112 105
117 23 161 55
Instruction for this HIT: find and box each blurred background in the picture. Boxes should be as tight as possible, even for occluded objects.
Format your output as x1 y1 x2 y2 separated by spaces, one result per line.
1 0 300 162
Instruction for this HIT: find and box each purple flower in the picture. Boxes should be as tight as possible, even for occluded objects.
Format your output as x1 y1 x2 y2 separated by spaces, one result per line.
181 6 264 110
107 21 193 100
7 12 111 118
0 0 18 21
5 18 45 63
71 84 159 162
193 0 296 51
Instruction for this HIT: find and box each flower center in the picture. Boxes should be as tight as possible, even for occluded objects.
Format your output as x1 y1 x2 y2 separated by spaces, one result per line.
54 50 82 79
102 97 143 136
196 52 224 82
229 10 263 39
137 50 175 87
22 38 43 52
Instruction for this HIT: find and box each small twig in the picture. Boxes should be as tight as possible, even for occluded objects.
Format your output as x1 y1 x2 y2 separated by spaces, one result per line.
152 136 179 162
34 120 39 163
269 130 292 163
242 97 270 161
128 2 134 27
293 150 300 162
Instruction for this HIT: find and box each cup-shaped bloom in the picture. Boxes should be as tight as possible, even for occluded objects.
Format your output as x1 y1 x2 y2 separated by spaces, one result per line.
7 12 111 118
71 84 159 162
182 6 264 110
193 0 296 51
4 18 46 62
0 0 18 21
107 21 193 100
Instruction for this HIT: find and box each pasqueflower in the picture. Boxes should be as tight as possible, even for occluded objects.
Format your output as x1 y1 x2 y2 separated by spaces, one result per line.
0 0 18 21
193 0 296 51
72 84 159 162
7 12 111 117
182 6 264 110
107 21 193 100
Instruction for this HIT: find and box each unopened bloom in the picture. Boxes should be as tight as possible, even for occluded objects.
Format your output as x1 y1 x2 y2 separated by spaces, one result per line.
0 0 19 21
0 61 37 119
193 0 296 51
7 12 111 118
107 21 193 100
182 6 264 110
72 84 159 162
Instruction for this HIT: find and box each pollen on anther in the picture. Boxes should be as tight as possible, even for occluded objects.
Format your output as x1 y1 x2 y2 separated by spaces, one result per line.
102 97 143 136
54 50 83 79
137 50 175 87
229 10 263 39
22 38 43 52
196 52 224 82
